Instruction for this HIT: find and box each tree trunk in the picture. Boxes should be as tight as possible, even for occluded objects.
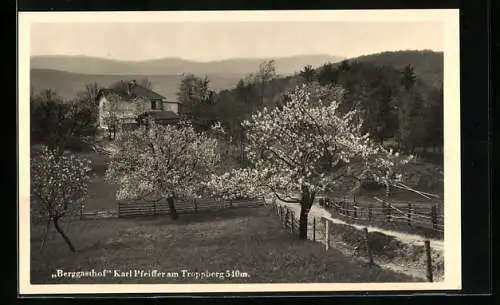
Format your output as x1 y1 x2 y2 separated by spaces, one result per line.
298 204 310 240
167 196 178 220
260 82 265 108
53 217 75 252
298 188 315 240
39 217 52 252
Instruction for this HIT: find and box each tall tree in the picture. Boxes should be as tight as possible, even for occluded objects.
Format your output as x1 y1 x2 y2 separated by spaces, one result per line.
31 146 92 252
75 82 103 129
401 65 417 91
425 86 444 151
255 60 277 107
30 89 97 155
101 93 121 140
138 77 153 90
317 63 338 86
361 68 398 143
299 65 316 83
105 121 221 220
206 84 412 240
176 74 217 128
396 87 427 152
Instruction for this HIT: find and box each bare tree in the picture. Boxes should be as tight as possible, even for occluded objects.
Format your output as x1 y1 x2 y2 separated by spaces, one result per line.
256 60 277 107
300 65 317 83
138 77 153 90
102 94 121 140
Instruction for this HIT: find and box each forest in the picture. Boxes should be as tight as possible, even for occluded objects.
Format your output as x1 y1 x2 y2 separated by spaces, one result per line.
179 53 444 162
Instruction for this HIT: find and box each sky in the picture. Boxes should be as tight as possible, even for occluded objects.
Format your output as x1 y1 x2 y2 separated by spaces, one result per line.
30 22 444 62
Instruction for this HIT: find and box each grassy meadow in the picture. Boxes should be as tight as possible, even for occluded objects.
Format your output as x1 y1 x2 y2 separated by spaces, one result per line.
31 205 420 284
29 135 442 284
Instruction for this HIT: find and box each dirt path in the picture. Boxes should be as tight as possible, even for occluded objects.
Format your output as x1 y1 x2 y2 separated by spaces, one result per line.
264 197 445 281
269 199 444 251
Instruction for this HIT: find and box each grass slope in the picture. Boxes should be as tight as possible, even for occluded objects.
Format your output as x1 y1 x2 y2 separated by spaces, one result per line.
31 206 418 284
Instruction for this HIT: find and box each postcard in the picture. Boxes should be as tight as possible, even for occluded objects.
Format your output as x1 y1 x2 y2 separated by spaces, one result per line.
18 9 461 295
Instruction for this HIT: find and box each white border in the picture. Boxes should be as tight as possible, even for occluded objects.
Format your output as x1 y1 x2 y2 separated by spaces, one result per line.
18 9 461 294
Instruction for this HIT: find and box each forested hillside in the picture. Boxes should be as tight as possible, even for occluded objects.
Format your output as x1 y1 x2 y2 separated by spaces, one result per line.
181 51 443 161
350 50 443 88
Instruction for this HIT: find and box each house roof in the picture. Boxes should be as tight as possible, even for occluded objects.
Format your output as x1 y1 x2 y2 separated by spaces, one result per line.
98 80 169 102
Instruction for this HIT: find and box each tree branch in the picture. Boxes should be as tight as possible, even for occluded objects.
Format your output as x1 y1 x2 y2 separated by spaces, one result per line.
273 192 301 204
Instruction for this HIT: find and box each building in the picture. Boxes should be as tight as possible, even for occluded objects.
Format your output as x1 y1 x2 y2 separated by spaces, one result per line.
97 80 186 130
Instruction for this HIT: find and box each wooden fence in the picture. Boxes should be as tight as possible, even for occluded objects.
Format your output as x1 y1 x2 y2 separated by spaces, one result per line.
117 198 264 218
318 196 444 233
269 202 437 282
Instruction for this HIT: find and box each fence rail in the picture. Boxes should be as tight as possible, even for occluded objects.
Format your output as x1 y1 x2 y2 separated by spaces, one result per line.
269 202 439 282
117 198 264 218
319 196 444 234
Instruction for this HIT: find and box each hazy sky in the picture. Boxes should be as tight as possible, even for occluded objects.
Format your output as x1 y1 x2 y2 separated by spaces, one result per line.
30 22 443 61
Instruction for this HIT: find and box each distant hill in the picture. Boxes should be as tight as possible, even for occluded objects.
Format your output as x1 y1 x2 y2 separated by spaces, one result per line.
30 51 442 102
30 54 344 76
342 50 443 88
29 69 243 102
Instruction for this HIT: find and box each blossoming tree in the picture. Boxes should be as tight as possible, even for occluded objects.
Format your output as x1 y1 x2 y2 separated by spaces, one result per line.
31 146 92 252
105 121 221 219
206 84 412 240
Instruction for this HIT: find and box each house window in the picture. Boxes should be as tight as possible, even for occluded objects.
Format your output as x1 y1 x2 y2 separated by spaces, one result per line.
151 100 157 110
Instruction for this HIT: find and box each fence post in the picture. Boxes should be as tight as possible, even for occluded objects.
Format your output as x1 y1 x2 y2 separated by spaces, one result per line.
229 200 233 208
431 205 438 230
363 227 374 265
407 203 412 226
354 195 357 216
325 218 330 251
285 208 290 228
424 240 434 282
387 203 392 223
313 217 316 241
80 203 84 220
368 204 373 222
290 211 295 233
194 199 198 213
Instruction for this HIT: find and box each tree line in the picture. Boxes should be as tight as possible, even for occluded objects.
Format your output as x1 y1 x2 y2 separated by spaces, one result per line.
176 60 444 160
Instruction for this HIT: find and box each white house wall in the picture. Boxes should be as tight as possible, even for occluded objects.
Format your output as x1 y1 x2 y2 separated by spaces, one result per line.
98 95 138 129
99 95 181 129
162 101 179 114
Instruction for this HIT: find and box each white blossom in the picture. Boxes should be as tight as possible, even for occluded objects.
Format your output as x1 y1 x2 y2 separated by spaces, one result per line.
205 84 412 202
